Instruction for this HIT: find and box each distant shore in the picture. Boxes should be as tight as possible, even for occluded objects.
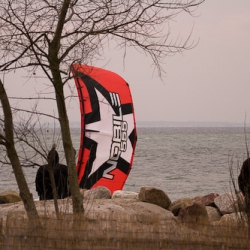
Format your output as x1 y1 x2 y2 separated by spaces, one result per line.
47 120 250 129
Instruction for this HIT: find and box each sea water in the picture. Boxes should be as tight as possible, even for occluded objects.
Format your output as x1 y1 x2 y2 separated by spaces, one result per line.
124 127 249 201
0 127 249 201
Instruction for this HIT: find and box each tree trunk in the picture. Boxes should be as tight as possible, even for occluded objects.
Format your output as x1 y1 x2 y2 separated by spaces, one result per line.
0 80 40 225
48 0 83 213
49 66 84 214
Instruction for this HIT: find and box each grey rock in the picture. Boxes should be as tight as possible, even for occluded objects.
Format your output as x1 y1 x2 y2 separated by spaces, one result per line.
84 186 111 200
219 212 247 226
195 193 219 207
206 206 221 222
84 198 176 224
139 186 171 209
112 190 138 199
214 193 240 215
0 190 22 204
178 202 209 226
168 198 193 216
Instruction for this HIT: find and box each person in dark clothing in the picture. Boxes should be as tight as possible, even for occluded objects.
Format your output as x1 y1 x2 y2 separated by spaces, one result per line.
35 148 70 200
238 158 250 197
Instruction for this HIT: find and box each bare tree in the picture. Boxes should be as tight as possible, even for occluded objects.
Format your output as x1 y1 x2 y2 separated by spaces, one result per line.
0 100 68 209
0 79 40 225
0 0 204 213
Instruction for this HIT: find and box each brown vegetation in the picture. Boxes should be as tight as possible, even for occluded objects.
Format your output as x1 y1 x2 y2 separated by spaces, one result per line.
1 187 250 250
0 211 250 250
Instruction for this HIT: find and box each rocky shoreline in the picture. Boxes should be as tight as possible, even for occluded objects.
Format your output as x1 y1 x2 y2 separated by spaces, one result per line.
0 186 247 224
0 186 249 249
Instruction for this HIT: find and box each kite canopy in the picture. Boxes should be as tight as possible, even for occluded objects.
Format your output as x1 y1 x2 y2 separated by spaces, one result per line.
71 64 137 194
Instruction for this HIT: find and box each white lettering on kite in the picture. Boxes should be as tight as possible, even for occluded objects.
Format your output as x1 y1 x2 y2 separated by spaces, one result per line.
103 160 117 179
104 92 128 179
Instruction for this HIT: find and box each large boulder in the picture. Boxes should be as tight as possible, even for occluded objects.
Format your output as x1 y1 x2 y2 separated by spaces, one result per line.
84 198 176 224
214 193 240 215
219 212 247 226
139 187 171 209
168 198 193 216
178 202 209 227
0 190 22 204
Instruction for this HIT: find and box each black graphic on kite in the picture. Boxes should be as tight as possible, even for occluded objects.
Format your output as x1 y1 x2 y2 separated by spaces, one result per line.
71 64 137 193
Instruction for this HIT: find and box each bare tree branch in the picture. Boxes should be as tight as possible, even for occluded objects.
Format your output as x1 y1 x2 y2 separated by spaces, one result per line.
0 0 204 214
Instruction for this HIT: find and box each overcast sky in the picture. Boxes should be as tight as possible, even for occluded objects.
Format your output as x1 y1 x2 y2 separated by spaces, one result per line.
4 0 250 125
98 0 250 125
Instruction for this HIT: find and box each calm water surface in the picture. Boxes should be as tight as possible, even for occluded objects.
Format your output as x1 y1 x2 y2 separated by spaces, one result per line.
0 127 249 201
124 127 250 200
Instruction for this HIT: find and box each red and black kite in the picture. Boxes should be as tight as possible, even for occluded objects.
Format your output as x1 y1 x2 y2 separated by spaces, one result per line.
71 64 137 193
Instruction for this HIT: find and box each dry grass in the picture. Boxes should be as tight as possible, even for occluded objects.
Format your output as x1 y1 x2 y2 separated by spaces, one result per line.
1 211 250 250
